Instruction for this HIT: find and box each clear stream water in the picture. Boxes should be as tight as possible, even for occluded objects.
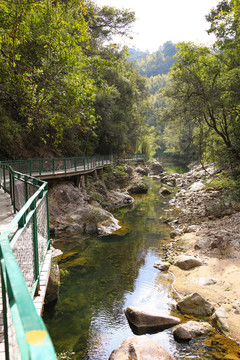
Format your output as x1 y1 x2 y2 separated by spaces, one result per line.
44 162 240 360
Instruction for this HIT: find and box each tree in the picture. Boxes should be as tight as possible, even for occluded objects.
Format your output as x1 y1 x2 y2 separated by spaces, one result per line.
0 0 146 158
162 41 240 162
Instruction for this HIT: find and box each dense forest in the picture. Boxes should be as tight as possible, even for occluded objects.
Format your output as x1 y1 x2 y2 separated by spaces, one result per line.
1 0 240 168
0 0 148 159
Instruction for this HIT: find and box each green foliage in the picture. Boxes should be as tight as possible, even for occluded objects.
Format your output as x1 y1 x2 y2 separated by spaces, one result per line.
103 164 131 189
0 0 148 159
206 171 240 190
81 208 109 225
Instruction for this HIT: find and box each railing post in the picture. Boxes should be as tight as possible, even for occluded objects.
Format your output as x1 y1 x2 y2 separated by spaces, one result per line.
39 159 42 175
64 158 67 173
31 198 40 283
3 166 6 191
52 158 55 174
24 175 28 203
45 185 51 249
74 157 77 171
83 157 86 170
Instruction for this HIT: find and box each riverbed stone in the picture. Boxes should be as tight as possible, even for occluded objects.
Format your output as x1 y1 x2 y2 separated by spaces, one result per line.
174 255 203 270
124 306 180 333
153 261 170 271
108 335 175 360
211 306 230 334
173 321 213 342
150 162 164 175
188 277 217 286
177 292 214 316
160 187 172 196
189 181 205 192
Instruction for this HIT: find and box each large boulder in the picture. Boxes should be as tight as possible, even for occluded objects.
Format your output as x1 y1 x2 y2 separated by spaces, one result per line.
136 166 149 176
174 255 203 270
128 179 150 194
177 293 214 316
108 191 134 208
108 335 175 360
211 306 230 334
150 162 164 175
173 321 213 342
125 306 180 334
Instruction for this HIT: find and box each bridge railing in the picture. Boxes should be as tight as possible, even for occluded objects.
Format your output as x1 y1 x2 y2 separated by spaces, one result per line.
3 155 114 177
0 163 56 359
2 154 145 177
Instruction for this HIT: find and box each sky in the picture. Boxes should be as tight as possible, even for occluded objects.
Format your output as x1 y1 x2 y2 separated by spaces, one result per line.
96 0 221 52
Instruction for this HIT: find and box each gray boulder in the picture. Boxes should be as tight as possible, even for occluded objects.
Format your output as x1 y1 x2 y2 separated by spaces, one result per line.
177 293 214 316
150 162 164 175
189 181 205 192
108 335 175 360
154 261 170 271
211 306 230 334
173 321 213 341
125 306 180 333
174 255 202 270
136 166 149 176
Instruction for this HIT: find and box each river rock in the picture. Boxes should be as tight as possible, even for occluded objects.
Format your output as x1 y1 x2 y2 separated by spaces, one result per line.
124 306 180 333
177 292 214 316
108 191 134 208
189 181 205 192
188 277 217 286
136 166 149 176
154 261 170 271
45 262 60 304
128 179 149 194
173 321 213 342
174 255 202 270
211 306 230 334
160 187 172 196
108 335 175 360
150 162 164 175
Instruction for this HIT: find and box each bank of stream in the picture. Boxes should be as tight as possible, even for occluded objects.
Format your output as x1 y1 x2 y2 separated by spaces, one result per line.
43 162 240 359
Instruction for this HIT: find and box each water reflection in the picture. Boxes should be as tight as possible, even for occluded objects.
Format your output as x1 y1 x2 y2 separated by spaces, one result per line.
44 176 240 360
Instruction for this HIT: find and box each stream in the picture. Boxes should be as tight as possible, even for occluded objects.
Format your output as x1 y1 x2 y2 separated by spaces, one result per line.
44 162 240 360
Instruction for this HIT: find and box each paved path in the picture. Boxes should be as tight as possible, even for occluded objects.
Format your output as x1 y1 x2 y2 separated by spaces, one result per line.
0 189 14 235
0 189 14 359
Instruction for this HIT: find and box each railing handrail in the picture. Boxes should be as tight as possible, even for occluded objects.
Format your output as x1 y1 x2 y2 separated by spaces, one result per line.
0 162 56 359
1 154 145 177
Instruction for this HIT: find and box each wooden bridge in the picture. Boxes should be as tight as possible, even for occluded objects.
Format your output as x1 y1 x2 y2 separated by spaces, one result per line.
0 154 145 359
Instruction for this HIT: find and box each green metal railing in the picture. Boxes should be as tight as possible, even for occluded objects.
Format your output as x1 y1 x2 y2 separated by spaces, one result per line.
3 155 113 177
2 154 145 178
0 163 56 359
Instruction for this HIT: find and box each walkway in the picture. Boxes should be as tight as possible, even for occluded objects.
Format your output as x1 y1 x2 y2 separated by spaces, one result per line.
0 190 14 358
0 189 14 235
